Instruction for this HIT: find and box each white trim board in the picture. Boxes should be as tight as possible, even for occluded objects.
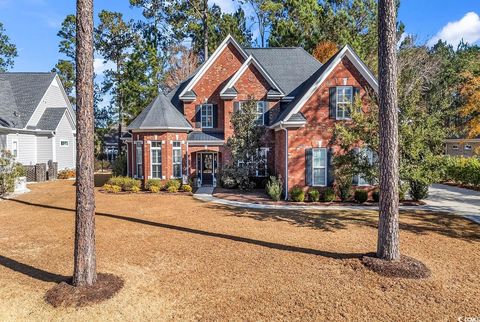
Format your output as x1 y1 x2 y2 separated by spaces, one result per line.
178 35 249 100
270 45 378 129
219 55 285 98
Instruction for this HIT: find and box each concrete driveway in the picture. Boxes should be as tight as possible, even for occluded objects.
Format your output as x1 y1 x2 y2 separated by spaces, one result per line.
426 184 480 223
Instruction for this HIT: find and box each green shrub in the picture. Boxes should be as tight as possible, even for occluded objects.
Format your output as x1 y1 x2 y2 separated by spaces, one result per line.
399 181 409 201
0 150 25 195
108 176 141 192
146 179 163 191
354 190 368 203
102 184 113 192
220 166 254 190
290 186 305 202
111 154 127 176
409 180 429 201
182 184 193 193
265 176 282 201
94 159 110 172
167 185 178 193
336 181 352 202
442 156 480 187
372 189 380 202
165 179 181 190
111 185 121 193
323 188 336 202
131 186 140 193
308 189 320 202
149 185 160 193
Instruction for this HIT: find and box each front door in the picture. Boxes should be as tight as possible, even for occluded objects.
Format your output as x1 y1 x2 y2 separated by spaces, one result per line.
201 153 214 186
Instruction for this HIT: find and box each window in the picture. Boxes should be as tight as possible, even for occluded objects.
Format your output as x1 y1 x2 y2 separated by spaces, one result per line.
60 140 69 147
201 104 213 128
465 144 472 151
172 141 182 178
312 148 327 186
356 148 374 186
150 141 162 179
135 142 143 178
256 148 268 177
452 144 459 150
336 86 353 120
11 140 18 158
239 101 267 125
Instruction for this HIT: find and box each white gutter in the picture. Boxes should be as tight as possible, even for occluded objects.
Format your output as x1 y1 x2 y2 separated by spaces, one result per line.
0 125 54 135
283 126 289 201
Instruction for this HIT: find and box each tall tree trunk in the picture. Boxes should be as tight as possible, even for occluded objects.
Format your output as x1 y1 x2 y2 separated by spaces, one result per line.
203 0 208 61
377 0 400 261
74 0 97 286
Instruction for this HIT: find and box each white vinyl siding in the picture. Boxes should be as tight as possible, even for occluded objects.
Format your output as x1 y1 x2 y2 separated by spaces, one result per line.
172 141 182 178
0 134 6 150
55 114 75 170
336 86 353 120
150 141 162 179
36 135 53 164
6 134 36 165
312 148 327 186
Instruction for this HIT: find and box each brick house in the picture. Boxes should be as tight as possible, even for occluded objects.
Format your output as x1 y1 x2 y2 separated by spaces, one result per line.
124 35 378 198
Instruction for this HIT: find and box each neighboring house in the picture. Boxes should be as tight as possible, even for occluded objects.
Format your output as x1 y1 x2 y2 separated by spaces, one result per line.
445 137 480 157
124 35 377 198
0 72 76 170
102 128 124 163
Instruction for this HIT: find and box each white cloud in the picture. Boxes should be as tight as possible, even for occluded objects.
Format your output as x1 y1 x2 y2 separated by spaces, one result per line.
428 12 480 47
209 0 237 14
94 58 115 75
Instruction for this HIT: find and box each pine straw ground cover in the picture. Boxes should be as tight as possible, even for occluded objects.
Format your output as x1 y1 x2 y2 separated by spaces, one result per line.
0 180 479 321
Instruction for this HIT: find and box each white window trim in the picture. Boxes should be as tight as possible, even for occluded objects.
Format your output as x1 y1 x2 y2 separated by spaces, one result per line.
464 144 472 151
238 100 266 126
150 141 162 179
255 147 268 177
201 104 214 128
172 141 182 178
312 148 327 187
60 139 69 147
11 139 18 159
336 86 353 120
356 148 374 186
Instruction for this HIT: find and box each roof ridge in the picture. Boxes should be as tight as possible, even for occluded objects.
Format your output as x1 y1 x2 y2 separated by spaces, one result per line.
0 72 55 75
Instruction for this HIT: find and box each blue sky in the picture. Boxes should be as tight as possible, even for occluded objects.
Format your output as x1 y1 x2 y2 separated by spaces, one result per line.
0 0 479 73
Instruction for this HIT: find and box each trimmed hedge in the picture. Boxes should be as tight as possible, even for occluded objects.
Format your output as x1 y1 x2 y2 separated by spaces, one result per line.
443 156 480 188
107 176 141 192
323 188 336 202
308 189 320 202
290 186 305 202
354 190 368 203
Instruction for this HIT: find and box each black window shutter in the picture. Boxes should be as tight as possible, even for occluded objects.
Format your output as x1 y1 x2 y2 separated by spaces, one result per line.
233 101 240 113
213 104 218 128
329 87 337 119
305 148 312 186
195 105 202 128
264 102 270 126
352 147 360 185
353 87 360 100
327 147 334 186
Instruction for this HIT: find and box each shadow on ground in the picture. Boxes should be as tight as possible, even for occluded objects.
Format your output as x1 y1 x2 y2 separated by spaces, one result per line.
204 203 480 243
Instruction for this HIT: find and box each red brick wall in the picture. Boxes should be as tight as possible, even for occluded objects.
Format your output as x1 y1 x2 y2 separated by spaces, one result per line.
286 57 372 190
184 43 246 132
128 132 188 183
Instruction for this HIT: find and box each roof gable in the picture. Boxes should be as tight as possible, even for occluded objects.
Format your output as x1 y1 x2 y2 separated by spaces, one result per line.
35 107 67 131
0 72 56 128
271 45 378 127
220 55 284 99
178 35 249 100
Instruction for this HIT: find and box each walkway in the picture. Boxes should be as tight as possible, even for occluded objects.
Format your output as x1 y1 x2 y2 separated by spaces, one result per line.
194 184 480 224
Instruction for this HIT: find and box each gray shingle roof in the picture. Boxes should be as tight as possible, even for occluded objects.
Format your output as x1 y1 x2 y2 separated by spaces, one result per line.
243 47 322 97
0 72 56 128
0 79 22 127
187 131 224 142
286 113 307 123
127 92 192 130
35 107 66 131
223 87 238 95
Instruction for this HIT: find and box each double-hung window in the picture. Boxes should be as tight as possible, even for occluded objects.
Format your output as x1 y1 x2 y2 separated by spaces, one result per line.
201 104 213 128
172 141 182 178
135 142 143 178
11 140 18 158
356 148 374 186
150 141 162 179
336 86 353 120
312 148 327 186
255 101 266 125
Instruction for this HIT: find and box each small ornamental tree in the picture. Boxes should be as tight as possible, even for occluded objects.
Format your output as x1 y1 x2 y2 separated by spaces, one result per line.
0 150 24 196
222 98 265 190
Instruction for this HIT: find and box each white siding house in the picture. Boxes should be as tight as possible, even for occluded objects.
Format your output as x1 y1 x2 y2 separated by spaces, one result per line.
0 72 76 171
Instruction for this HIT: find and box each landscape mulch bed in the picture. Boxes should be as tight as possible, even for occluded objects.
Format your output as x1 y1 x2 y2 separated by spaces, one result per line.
362 253 431 279
45 273 124 308
213 188 425 206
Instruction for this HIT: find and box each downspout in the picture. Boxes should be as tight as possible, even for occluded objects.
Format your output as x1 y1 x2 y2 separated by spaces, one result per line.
186 141 189 182
284 126 289 201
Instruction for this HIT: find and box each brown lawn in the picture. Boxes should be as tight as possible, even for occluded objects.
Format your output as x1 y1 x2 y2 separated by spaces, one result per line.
0 180 479 321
